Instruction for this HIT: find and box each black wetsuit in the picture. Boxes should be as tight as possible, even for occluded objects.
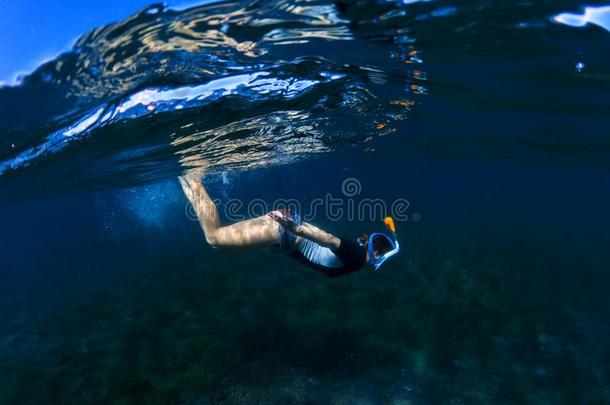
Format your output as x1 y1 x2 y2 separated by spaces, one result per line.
270 210 367 277
289 237 367 277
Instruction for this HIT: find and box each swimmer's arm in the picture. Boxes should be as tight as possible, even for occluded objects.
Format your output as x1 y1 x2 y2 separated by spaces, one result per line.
295 222 341 250
268 211 340 249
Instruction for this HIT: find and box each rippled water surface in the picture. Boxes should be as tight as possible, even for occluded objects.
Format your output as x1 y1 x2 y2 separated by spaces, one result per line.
1 0 610 404
2 0 609 198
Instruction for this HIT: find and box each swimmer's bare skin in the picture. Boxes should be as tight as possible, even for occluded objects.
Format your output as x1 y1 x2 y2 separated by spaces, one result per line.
179 170 341 250
268 212 340 249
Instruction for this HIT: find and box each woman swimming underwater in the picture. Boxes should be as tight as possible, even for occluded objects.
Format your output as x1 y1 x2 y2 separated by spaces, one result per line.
179 170 400 277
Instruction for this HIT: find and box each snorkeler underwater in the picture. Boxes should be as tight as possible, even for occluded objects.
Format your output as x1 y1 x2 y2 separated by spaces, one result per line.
179 169 400 277
1 0 610 403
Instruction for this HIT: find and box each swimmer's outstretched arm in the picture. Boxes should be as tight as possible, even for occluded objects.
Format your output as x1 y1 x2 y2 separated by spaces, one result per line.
268 212 341 250
296 222 341 250
179 171 281 249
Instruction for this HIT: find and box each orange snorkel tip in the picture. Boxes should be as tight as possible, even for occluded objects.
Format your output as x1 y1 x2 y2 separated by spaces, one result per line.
384 216 396 233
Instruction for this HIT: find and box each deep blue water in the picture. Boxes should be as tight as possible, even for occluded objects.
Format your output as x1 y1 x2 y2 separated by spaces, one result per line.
2 0 610 403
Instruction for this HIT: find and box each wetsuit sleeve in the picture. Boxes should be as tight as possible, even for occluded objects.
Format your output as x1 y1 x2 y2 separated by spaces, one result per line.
325 237 367 277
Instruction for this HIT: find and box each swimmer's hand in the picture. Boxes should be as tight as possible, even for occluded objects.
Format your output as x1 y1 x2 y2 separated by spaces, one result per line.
268 211 340 249
268 211 301 234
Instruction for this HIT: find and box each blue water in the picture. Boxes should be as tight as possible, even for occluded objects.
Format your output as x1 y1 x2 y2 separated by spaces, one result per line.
1 0 610 403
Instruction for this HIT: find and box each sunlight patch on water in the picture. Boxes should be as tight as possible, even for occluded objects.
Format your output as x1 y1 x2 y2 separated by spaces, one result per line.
115 72 271 115
64 107 105 137
552 5 610 32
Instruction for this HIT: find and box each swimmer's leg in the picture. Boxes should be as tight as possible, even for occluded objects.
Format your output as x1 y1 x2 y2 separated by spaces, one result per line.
179 171 281 249
179 171 221 235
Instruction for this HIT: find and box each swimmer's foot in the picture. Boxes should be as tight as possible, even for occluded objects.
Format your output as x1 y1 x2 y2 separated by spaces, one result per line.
178 167 206 199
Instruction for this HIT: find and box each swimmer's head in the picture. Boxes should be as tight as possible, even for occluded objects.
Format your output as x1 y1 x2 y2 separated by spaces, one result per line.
358 217 400 270
359 233 394 259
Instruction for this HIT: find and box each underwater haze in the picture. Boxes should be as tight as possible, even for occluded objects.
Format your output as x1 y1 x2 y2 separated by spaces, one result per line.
1 0 610 403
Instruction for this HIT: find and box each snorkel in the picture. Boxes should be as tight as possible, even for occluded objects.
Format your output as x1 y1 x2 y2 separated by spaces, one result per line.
359 216 400 271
